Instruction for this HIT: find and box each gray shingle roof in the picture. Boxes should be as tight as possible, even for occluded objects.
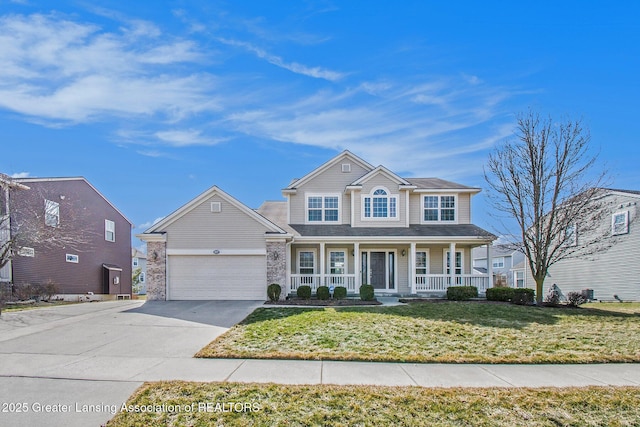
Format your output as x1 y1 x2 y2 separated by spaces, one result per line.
406 178 479 190
290 224 495 238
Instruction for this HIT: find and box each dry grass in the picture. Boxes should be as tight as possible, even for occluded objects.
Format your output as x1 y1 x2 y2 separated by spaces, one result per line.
107 382 640 427
196 302 640 363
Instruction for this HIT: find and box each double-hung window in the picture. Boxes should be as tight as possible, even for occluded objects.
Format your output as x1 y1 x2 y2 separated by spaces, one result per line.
105 219 116 242
492 257 505 269
416 251 428 275
45 199 59 227
423 195 456 223
307 195 340 223
362 188 398 220
612 211 629 235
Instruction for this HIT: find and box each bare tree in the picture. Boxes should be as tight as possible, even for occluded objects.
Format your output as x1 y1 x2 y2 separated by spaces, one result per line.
484 111 610 303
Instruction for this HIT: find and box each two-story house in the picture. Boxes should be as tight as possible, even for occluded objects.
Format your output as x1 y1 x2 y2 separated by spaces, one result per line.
473 244 525 287
139 151 495 300
2 176 133 299
132 248 147 295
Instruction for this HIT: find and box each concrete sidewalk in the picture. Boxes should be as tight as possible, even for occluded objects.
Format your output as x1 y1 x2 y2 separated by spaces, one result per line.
1 300 639 426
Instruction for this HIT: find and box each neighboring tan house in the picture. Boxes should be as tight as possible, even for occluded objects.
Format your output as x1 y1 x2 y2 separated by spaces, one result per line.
138 151 495 300
513 188 640 301
132 248 147 295
2 177 133 298
473 244 525 287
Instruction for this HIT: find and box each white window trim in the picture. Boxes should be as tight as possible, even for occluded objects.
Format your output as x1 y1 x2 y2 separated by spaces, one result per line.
421 194 458 224
305 194 341 224
66 253 79 263
492 257 505 269
415 249 430 275
515 270 525 288
565 223 578 246
45 199 60 228
612 211 629 235
361 186 400 221
443 249 464 275
327 248 348 275
105 219 116 242
133 257 139 267
296 249 317 274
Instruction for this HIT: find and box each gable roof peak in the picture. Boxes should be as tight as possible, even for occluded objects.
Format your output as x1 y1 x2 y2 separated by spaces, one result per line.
282 150 374 191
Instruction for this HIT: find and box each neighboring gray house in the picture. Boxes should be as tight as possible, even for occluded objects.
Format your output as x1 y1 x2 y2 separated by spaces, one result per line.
473 244 525 287
514 189 640 301
132 248 147 295
138 151 495 300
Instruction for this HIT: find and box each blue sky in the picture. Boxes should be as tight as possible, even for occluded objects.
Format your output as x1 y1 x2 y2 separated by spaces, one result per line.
1 0 639 248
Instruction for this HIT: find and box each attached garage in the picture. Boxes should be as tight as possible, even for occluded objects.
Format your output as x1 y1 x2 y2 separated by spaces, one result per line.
168 254 266 300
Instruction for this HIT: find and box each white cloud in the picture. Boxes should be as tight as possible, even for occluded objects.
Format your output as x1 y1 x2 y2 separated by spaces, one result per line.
216 37 345 82
10 172 30 178
137 216 165 230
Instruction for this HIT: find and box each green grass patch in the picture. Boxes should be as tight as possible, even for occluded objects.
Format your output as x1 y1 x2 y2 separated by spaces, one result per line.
107 382 640 427
0 300 79 313
196 302 640 363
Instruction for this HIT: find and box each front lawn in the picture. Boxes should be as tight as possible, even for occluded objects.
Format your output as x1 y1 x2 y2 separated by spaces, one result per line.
196 302 640 363
107 382 640 427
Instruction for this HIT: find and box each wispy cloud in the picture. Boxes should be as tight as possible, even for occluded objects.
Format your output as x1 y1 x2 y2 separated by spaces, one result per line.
10 172 31 178
216 37 345 81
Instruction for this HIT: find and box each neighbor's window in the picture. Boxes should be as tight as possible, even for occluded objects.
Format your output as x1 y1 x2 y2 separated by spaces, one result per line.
612 211 629 235
565 224 577 246
363 188 398 219
139 272 145 283
515 271 525 288
423 195 456 222
307 195 339 222
66 253 79 263
105 220 116 242
492 257 505 269
45 199 59 227
133 257 139 267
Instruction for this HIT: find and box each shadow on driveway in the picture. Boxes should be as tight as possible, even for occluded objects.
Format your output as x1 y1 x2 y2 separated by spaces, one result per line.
124 300 264 328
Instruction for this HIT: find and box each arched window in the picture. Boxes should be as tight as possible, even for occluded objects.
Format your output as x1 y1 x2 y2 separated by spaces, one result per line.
363 187 398 219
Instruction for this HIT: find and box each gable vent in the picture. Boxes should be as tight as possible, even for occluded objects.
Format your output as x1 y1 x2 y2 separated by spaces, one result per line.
341 163 351 173
211 202 222 213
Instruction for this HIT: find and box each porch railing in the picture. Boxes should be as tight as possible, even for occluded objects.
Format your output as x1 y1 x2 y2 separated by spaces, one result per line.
290 274 357 293
415 274 490 292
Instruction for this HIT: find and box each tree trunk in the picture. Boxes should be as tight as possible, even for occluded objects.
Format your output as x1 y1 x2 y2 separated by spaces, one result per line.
534 276 545 304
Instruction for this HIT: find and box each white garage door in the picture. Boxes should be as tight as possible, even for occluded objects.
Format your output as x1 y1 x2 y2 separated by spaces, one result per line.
168 255 266 300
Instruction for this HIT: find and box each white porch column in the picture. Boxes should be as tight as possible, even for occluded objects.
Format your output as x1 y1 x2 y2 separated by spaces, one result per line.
449 242 456 286
486 243 493 290
285 241 292 295
319 242 325 288
410 242 416 294
354 242 360 289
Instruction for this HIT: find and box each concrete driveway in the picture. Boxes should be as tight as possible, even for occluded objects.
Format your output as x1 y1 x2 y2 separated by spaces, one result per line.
0 300 263 427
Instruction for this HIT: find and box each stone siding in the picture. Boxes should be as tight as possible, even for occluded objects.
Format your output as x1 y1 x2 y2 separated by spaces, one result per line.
146 241 167 301
266 241 286 299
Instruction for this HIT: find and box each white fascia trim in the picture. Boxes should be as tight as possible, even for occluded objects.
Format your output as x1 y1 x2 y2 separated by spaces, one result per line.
146 185 286 234
265 235 291 243
167 249 266 256
350 166 411 186
285 151 374 190
136 233 167 242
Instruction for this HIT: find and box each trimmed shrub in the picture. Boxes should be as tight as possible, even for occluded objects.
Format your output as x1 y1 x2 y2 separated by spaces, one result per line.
486 287 515 302
333 286 347 300
359 284 375 301
446 286 478 301
566 291 587 307
512 288 535 305
267 283 281 302
297 285 312 300
317 286 330 300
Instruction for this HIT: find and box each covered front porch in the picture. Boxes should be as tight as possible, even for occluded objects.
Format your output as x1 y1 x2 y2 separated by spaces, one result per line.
287 240 494 296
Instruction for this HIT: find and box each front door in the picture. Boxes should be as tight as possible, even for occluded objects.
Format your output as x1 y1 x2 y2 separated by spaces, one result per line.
370 252 386 289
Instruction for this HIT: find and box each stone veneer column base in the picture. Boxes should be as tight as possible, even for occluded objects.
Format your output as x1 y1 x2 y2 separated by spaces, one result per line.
266 241 286 300
146 241 167 301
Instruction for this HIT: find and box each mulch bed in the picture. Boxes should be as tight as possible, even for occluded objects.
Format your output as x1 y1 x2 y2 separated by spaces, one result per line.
265 298 382 306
